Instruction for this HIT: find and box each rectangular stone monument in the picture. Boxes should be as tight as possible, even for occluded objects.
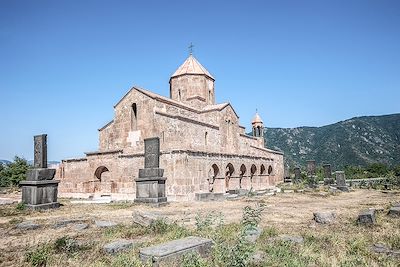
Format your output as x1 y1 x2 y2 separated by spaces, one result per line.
323 164 334 185
34 134 47 168
140 236 213 266
335 171 349 192
294 167 301 183
307 160 316 176
20 134 60 210
135 138 167 204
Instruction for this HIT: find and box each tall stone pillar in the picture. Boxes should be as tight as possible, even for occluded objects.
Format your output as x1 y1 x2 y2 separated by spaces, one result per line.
294 167 301 184
323 164 334 185
135 138 167 204
20 134 60 210
306 160 317 188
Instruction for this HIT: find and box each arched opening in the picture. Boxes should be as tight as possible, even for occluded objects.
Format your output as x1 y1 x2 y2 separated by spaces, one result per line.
178 89 181 101
251 164 257 176
131 103 138 131
260 164 266 175
240 164 247 176
208 164 220 193
268 165 273 175
95 166 109 181
205 132 208 146
225 163 235 192
211 164 219 178
239 164 247 189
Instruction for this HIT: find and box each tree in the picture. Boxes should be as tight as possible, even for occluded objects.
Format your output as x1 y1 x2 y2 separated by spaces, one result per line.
366 163 388 178
0 156 30 187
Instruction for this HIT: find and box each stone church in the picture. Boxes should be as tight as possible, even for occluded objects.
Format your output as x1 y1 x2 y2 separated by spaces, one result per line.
58 54 284 201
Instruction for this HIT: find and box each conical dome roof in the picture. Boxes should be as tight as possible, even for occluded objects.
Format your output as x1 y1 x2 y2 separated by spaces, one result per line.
171 55 215 80
252 112 264 124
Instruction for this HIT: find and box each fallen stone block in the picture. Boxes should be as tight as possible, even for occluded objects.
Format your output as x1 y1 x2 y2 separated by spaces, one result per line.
139 236 213 266
133 211 165 227
313 211 336 224
95 220 118 228
388 207 400 217
74 223 90 231
103 240 136 254
17 221 40 230
358 210 376 225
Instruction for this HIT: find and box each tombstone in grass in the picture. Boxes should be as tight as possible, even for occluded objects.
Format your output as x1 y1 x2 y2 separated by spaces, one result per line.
306 160 318 188
135 137 167 205
294 167 302 184
335 171 349 192
20 134 60 210
323 164 334 185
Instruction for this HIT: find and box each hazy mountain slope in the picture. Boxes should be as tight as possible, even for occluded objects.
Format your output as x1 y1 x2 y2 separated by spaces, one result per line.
265 114 400 169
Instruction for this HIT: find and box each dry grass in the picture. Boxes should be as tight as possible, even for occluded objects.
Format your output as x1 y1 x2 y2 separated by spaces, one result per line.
0 189 399 266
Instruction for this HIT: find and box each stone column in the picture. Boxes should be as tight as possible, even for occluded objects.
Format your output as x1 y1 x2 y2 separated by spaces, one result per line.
135 138 167 204
20 134 60 210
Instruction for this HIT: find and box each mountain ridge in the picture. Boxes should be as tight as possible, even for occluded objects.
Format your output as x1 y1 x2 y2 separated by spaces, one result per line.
265 113 400 169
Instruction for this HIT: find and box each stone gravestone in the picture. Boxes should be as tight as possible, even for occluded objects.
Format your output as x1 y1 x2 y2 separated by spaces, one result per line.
135 138 167 204
335 171 349 192
323 164 334 185
294 167 301 184
20 134 60 210
307 160 316 176
306 160 317 188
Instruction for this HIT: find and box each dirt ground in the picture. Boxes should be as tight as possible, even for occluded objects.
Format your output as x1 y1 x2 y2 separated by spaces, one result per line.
0 189 399 266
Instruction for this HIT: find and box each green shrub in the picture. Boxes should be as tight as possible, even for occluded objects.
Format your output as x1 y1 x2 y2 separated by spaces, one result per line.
16 202 26 211
25 245 52 267
182 252 209 267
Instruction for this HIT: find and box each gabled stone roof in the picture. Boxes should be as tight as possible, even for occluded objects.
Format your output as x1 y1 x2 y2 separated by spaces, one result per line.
171 55 215 80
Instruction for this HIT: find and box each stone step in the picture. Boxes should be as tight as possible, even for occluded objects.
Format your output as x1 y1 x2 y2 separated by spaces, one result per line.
139 236 212 266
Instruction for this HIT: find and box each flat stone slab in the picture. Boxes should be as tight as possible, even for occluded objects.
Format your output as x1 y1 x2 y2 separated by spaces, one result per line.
95 220 118 228
314 211 336 224
53 219 88 229
140 236 212 266
16 221 40 230
103 240 136 254
388 207 400 217
195 193 225 202
358 210 376 225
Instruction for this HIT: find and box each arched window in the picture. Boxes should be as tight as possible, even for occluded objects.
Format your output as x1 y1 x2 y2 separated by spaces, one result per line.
131 103 138 131
205 132 208 146
178 89 182 101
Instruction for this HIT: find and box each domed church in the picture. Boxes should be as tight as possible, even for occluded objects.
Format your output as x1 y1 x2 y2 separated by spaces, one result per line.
58 54 284 201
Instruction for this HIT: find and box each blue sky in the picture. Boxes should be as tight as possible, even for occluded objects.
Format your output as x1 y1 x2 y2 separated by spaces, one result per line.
0 0 399 161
